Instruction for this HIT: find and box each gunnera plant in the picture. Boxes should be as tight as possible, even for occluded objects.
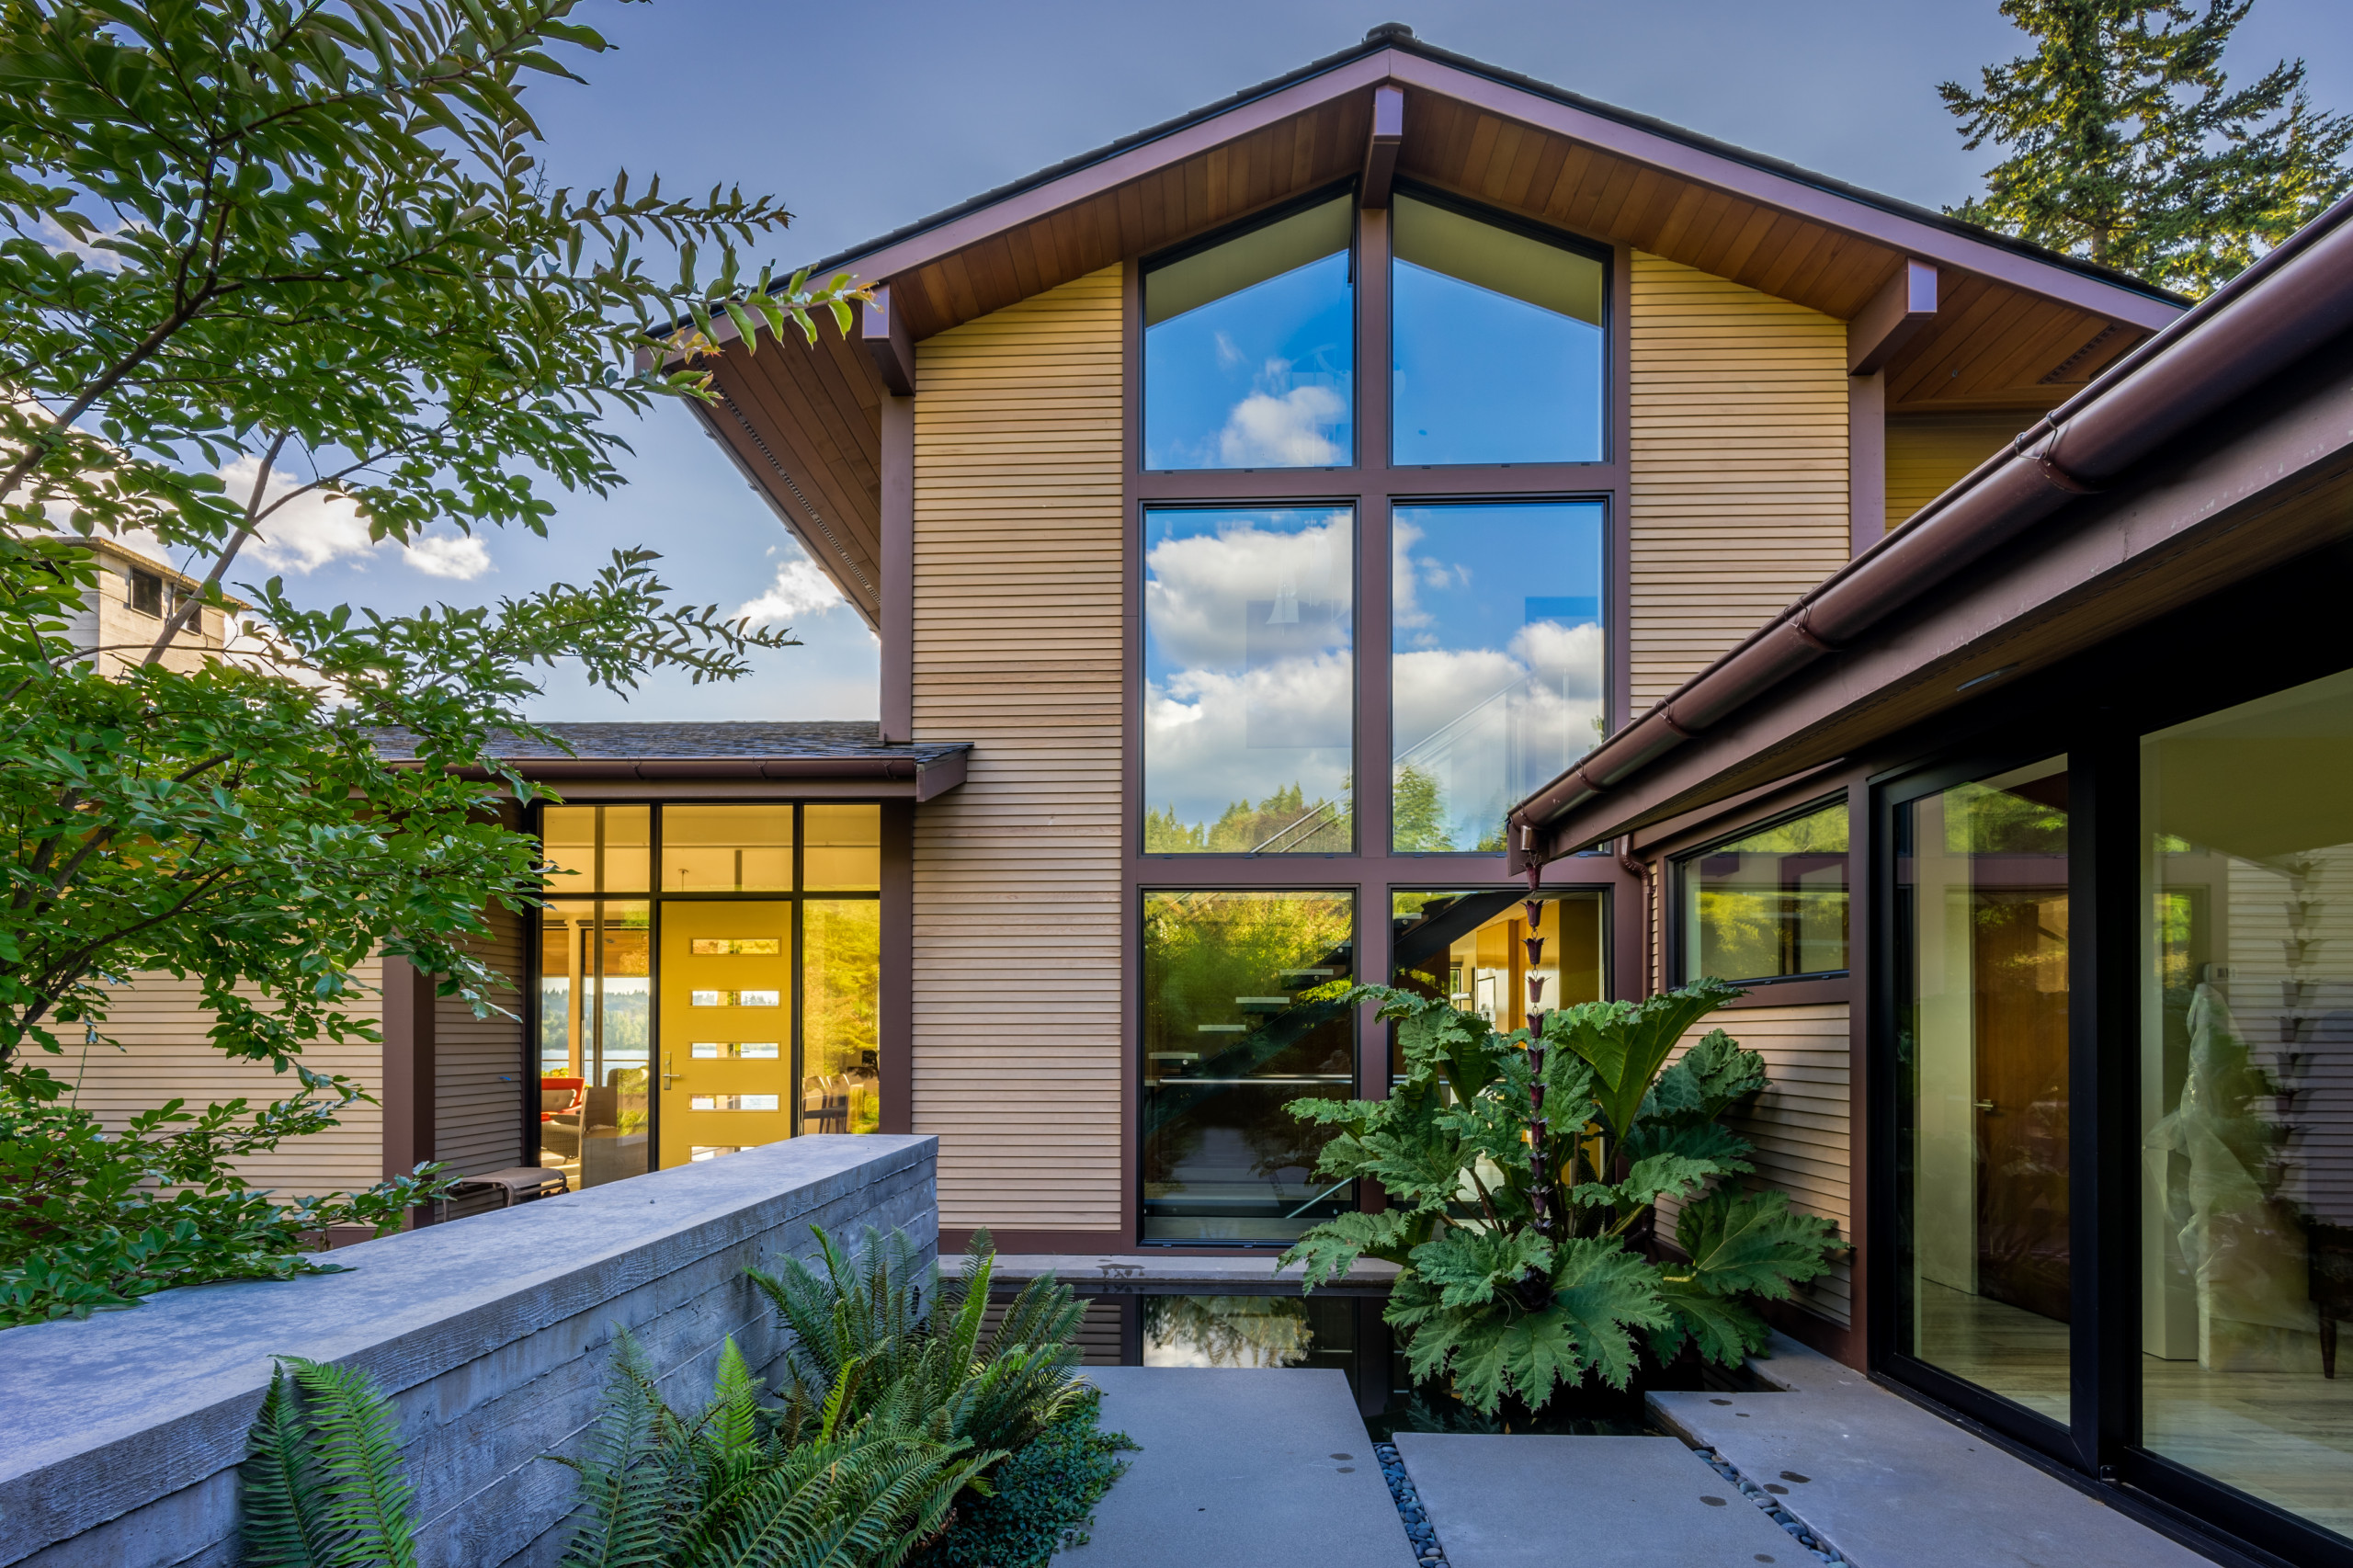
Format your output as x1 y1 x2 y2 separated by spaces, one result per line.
1280 970 1846 1421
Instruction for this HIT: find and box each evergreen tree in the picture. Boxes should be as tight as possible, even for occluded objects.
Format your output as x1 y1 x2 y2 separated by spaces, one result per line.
1390 764 1456 853
1941 0 2353 295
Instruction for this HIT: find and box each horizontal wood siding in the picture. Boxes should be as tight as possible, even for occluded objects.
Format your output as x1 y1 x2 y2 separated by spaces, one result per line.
1884 410 2030 532
63 961 386 1198
434 911 526 1178
1655 1001 1853 1327
1628 252 1850 709
911 266 1125 1233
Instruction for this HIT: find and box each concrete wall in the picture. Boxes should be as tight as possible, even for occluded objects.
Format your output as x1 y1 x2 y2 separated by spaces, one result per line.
0 1134 937 1568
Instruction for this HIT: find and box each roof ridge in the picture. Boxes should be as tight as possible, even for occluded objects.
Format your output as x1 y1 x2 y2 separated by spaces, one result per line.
779 26 2185 308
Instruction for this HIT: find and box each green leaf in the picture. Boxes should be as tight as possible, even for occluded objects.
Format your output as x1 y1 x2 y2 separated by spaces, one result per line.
1674 1187 1847 1300
1547 980 1745 1140
1548 1235 1670 1392
1649 1273 1769 1367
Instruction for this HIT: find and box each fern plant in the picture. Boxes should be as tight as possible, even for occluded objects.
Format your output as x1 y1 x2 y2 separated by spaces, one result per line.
1279 978 1846 1418
240 1358 420 1568
748 1226 1089 1461
555 1329 995 1568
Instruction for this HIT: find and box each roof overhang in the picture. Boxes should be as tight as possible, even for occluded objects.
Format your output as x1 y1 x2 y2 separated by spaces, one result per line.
406 747 970 801
1507 196 2353 862
678 30 2187 624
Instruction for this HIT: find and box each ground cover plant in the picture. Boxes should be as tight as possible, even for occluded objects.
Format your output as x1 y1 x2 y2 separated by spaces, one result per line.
1280 962 1845 1423
0 0 858 1324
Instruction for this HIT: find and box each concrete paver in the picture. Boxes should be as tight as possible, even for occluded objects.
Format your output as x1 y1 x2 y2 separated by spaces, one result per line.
1393 1432 1805 1567
1648 1334 2214 1568
1061 1367 1415 1568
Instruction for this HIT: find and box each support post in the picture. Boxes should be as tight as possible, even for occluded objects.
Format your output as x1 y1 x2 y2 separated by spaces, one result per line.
881 392 915 743
860 284 917 396
1360 85 1404 207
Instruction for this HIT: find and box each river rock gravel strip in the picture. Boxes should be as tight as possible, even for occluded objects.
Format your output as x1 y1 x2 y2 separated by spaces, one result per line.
1375 1442 1450 1566
1698 1447 1848 1564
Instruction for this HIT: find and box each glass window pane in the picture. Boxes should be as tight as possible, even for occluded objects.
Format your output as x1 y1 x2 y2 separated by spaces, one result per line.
1142 890 1356 1244
1392 890 1606 1080
1895 758 2071 1421
658 901 790 1167
2140 668 2353 1534
1143 198 1353 471
540 804 649 894
1680 802 1851 982
805 900 881 1134
1143 507 1352 854
1392 503 1604 851
805 803 881 892
1392 194 1603 465
660 803 792 892
538 900 652 1190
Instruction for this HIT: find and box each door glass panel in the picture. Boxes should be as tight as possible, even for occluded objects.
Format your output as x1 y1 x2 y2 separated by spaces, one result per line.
805 803 881 892
1895 757 2072 1420
1143 197 1353 471
1681 801 1851 983
1141 890 1355 1243
1392 890 1606 1079
537 899 652 1190
659 902 791 1166
1391 503 1605 851
805 900 881 1134
1392 193 1604 465
2140 668 2353 1536
1142 507 1353 853
661 803 792 892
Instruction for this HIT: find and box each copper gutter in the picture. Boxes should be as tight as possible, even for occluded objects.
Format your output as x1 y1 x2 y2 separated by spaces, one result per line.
1507 191 2353 869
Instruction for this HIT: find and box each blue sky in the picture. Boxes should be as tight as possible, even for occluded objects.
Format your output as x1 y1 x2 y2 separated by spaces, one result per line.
247 0 2353 722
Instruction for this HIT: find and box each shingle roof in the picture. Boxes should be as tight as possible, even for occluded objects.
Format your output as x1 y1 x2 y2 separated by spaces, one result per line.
372 721 964 765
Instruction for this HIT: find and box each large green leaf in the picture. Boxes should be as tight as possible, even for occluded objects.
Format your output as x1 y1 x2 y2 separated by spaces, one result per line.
1548 1236 1671 1392
1648 1275 1769 1367
1547 981 1744 1141
1279 1208 1422 1288
1620 1117 1756 1175
1674 1188 1847 1300
1408 1226 1553 1310
1570 1153 1723 1216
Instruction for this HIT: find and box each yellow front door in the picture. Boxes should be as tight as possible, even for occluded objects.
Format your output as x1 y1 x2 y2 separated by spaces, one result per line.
658 901 792 1165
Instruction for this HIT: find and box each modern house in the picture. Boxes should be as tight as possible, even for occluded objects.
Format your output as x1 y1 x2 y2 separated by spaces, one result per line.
651 19 2181 1283
1497 183 2353 1563
63 535 235 676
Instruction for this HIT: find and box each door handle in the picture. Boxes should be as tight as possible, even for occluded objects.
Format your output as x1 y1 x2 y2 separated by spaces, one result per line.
661 1052 683 1088
1973 1099 1997 1112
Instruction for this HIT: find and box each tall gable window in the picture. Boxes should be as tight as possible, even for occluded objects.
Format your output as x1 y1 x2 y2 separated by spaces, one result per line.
1391 193 1604 465
1143 196 1354 471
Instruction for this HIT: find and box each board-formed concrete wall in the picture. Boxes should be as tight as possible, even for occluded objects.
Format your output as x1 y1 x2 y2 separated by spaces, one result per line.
0 1134 937 1568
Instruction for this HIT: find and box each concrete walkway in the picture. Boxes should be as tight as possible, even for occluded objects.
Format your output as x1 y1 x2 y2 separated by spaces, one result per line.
1061 1368 1415 1568
1647 1334 2215 1568
1395 1432 1804 1567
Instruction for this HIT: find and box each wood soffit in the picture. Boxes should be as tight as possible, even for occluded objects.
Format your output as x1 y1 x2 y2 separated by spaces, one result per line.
693 40 2188 616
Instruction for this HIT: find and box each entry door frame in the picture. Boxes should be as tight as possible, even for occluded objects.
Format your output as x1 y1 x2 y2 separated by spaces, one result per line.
1865 740 2107 1475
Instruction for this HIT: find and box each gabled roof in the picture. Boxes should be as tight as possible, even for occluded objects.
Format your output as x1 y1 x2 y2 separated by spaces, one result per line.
688 26 2188 629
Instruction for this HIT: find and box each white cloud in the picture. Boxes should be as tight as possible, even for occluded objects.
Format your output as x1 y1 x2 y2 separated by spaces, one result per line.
1213 330 1246 371
734 556 846 626
1143 517 1349 671
221 455 374 574
1144 652 1354 825
1214 383 1347 467
403 532 492 580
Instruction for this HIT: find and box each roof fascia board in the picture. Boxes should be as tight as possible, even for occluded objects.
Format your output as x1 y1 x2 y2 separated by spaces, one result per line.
677 54 1392 354
1539 365 2353 854
685 47 2177 358
1380 53 2177 331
